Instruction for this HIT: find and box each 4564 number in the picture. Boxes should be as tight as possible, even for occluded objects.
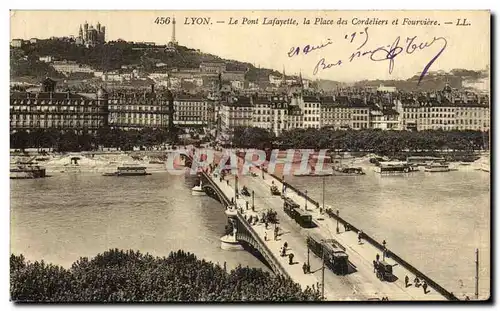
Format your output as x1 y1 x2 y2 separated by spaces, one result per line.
154 17 171 25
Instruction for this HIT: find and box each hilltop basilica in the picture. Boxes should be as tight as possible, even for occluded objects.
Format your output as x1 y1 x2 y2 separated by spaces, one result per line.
76 21 106 47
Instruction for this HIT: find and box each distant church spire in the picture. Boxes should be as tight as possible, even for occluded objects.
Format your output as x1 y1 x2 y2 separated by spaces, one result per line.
281 66 286 86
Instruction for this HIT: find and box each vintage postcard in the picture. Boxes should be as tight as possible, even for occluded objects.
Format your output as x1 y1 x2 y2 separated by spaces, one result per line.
9 10 490 302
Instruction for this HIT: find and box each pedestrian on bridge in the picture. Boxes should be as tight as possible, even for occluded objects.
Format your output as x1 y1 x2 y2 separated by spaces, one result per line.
288 253 294 265
405 275 410 287
358 231 363 244
264 232 268 241
422 282 428 294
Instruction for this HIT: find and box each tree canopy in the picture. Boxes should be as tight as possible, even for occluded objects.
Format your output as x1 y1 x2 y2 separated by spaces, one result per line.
10 249 321 302
230 127 487 157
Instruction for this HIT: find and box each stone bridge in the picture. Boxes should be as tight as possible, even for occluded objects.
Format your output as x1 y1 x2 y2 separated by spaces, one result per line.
197 170 289 277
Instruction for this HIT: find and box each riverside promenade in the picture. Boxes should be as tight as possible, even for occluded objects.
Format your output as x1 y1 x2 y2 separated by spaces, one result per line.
203 150 450 301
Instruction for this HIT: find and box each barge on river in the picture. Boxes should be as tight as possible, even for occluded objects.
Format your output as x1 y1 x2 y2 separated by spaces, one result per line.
424 162 451 172
374 161 417 174
406 156 445 166
103 166 151 176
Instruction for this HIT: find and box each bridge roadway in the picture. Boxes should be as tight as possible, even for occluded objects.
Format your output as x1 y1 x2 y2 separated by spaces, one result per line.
199 151 448 301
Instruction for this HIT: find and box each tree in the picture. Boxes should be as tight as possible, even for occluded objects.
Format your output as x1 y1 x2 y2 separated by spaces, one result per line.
11 249 321 302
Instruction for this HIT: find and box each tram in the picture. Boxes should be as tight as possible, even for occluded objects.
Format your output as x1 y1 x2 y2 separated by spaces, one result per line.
283 197 314 228
307 233 349 275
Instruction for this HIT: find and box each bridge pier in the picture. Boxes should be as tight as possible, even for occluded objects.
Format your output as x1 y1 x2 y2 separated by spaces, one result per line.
220 209 244 250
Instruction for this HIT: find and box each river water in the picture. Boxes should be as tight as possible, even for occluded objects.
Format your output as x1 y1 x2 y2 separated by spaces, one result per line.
10 172 267 271
10 168 490 299
281 168 490 300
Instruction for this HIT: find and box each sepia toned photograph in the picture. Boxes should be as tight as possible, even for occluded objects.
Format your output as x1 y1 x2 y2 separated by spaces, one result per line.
9 10 490 302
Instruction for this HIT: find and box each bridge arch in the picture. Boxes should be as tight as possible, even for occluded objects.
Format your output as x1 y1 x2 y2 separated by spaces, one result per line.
201 183 224 204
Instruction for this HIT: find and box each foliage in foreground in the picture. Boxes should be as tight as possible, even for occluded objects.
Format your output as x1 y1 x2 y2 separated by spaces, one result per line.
10 249 321 302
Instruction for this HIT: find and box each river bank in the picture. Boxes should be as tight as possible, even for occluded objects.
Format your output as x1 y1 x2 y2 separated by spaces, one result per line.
10 149 490 175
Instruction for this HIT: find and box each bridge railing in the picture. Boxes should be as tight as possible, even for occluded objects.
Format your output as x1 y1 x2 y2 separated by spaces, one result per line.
197 167 290 279
235 212 290 278
324 209 459 301
261 164 459 301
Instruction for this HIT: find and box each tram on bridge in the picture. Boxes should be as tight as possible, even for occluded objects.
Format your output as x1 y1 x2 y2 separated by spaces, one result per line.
307 233 349 275
283 197 314 228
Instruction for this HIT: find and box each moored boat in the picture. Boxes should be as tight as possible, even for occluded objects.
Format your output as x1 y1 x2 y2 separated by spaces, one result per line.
102 166 151 176
374 161 416 174
424 162 450 172
332 165 365 176
293 165 332 177
407 156 445 167
10 162 47 179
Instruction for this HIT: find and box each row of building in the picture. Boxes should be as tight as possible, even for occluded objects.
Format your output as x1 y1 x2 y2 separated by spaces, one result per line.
10 79 489 136
219 85 489 136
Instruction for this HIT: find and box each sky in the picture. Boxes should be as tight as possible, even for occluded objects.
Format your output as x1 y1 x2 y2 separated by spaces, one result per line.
10 10 490 82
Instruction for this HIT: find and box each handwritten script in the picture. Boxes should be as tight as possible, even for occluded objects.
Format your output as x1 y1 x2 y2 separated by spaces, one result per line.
288 28 447 85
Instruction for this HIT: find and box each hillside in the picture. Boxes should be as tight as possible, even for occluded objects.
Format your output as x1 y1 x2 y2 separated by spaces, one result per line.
353 69 489 92
10 39 278 83
10 39 488 93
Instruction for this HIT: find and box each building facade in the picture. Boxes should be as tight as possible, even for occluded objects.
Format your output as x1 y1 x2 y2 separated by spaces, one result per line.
174 94 212 127
220 96 253 133
397 88 490 132
301 96 321 129
10 78 108 134
108 87 173 130
369 108 399 130
200 62 226 73
51 60 95 75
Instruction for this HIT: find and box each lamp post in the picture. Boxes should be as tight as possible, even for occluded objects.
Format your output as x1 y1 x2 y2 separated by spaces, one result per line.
235 175 239 199
475 248 479 300
336 209 340 234
252 190 255 211
322 176 325 214
305 190 308 211
321 243 325 300
382 240 387 261
307 243 310 272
